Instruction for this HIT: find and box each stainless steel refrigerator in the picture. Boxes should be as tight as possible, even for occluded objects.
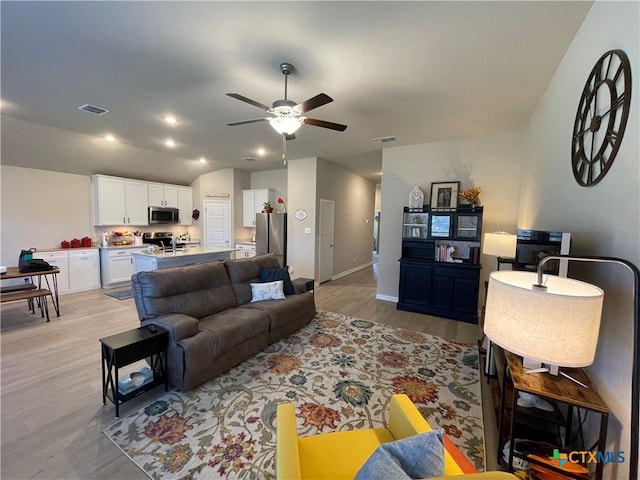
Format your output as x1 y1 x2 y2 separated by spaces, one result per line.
255 213 287 267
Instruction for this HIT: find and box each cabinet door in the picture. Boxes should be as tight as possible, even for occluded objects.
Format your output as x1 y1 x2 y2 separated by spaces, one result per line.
125 181 149 225
95 177 127 225
253 189 269 214
177 187 193 225
32 252 70 293
148 183 164 207
242 190 256 227
398 261 432 309
163 185 178 208
108 255 134 284
68 252 100 291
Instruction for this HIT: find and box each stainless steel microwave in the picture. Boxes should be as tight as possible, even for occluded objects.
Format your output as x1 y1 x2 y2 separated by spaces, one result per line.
149 206 179 224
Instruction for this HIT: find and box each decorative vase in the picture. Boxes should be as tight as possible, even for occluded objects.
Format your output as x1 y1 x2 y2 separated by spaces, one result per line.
408 186 424 209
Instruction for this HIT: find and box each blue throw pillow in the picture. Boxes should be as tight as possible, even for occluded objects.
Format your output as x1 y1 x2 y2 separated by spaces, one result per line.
259 267 295 295
354 429 445 480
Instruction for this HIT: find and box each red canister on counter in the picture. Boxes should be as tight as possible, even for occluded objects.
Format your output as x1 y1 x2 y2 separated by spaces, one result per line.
61 240 70 249
81 237 92 247
70 238 81 248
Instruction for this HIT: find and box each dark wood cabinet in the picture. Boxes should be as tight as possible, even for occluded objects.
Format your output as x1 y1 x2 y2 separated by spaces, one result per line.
398 206 483 324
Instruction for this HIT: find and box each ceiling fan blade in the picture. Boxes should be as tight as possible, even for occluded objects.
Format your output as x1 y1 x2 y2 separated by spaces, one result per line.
226 118 269 126
226 93 270 111
285 133 296 141
303 117 347 132
295 93 333 113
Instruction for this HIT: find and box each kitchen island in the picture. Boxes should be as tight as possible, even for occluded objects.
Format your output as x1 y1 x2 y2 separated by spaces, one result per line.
132 247 236 273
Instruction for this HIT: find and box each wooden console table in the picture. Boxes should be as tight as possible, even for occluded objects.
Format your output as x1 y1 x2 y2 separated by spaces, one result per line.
499 351 609 479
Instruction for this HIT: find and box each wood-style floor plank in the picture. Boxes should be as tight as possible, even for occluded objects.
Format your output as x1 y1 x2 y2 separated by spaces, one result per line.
1 264 498 479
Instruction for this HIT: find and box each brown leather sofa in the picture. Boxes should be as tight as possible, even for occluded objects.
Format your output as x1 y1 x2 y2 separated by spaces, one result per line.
131 254 316 390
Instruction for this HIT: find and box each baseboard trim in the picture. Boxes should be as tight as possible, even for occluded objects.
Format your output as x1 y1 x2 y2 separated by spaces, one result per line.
331 261 373 281
375 293 398 303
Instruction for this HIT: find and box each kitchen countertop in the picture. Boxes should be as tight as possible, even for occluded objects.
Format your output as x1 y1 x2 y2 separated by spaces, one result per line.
36 246 99 252
132 246 236 259
235 240 256 246
99 245 148 250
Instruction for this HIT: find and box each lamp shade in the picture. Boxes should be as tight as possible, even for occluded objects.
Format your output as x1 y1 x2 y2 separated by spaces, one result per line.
269 116 302 135
483 232 517 257
484 271 604 368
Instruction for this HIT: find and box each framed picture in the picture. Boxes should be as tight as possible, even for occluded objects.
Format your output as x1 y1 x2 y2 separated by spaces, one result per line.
430 181 460 210
430 214 452 238
411 227 421 238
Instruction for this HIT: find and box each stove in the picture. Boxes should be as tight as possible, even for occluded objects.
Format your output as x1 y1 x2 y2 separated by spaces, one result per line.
142 232 184 248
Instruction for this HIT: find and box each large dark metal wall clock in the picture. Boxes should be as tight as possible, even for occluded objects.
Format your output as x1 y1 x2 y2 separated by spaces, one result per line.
571 49 632 187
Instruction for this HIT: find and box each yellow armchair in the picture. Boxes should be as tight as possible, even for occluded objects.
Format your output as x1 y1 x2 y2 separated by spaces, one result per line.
276 393 517 480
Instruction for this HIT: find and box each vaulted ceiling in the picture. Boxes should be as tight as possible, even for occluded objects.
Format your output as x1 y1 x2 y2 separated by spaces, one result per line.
1 1 592 185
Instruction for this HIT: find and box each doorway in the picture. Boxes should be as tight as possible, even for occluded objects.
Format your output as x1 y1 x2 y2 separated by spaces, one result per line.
203 199 231 249
318 199 335 283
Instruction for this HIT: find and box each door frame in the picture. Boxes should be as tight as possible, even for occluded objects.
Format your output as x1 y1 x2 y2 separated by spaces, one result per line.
203 199 232 248
318 199 335 283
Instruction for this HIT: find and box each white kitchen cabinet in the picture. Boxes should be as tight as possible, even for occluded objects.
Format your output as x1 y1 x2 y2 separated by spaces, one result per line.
234 243 256 259
177 187 193 225
242 189 276 227
148 183 178 208
92 175 149 226
32 250 70 293
68 249 100 292
100 247 147 288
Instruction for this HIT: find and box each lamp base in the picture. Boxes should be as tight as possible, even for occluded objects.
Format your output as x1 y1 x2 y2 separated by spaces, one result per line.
523 357 559 375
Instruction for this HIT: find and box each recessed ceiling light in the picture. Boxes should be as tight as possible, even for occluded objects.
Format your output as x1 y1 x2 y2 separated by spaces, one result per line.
164 138 176 148
256 147 266 156
162 115 179 125
104 134 116 142
199 157 207 164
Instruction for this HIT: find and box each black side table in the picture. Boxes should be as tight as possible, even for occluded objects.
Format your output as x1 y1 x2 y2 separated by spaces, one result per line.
100 325 169 418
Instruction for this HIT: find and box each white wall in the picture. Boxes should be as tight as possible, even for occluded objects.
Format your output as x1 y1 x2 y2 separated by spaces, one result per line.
520 2 639 473
378 130 524 300
250 169 287 202
0 165 93 266
286 157 317 279
317 158 376 277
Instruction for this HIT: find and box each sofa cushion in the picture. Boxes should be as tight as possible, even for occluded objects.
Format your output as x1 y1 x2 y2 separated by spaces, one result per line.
198 307 270 353
241 291 315 332
259 266 295 295
250 280 286 302
132 262 237 320
224 254 282 305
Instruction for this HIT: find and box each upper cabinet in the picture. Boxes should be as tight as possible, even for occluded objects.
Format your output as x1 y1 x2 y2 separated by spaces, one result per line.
148 183 178 208
92 175 149 226
242 189 276 227
92 174 193 226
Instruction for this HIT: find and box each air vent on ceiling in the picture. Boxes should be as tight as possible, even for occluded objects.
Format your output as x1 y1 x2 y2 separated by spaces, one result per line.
242 156 257 162
372 136 397 144
78 104 109 116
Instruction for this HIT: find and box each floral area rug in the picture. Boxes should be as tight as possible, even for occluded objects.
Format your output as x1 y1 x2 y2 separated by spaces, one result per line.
104 311 484 479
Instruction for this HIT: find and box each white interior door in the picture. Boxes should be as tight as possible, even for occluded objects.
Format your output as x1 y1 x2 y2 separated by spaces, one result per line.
204 200 231 248
318 199 335 283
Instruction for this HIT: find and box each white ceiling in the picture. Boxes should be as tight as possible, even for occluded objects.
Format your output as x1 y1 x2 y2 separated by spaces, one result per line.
1 1 592 185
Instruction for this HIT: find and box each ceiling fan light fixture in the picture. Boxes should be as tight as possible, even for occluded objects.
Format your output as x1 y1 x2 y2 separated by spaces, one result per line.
269 116 302 135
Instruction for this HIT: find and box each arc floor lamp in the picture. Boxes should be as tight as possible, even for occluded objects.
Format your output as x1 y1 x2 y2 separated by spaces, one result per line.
484 254 639 480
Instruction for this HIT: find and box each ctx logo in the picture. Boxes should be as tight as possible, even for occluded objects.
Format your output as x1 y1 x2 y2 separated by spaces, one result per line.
549 448 625 466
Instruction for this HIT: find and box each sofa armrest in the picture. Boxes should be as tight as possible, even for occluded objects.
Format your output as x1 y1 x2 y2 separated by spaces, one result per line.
276 403 302 480
142 314 199 342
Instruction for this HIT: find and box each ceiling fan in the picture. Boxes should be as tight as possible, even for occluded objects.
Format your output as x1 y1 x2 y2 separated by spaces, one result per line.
225 62 347 141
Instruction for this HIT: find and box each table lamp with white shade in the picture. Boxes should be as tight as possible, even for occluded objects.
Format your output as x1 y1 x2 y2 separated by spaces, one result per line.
482 231 517 268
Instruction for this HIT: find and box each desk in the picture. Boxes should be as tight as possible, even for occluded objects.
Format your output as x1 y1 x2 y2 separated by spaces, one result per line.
1 267 61 317
499 351 609 479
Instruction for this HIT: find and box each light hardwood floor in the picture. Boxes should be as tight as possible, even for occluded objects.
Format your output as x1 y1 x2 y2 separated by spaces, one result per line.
1 264 498 479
